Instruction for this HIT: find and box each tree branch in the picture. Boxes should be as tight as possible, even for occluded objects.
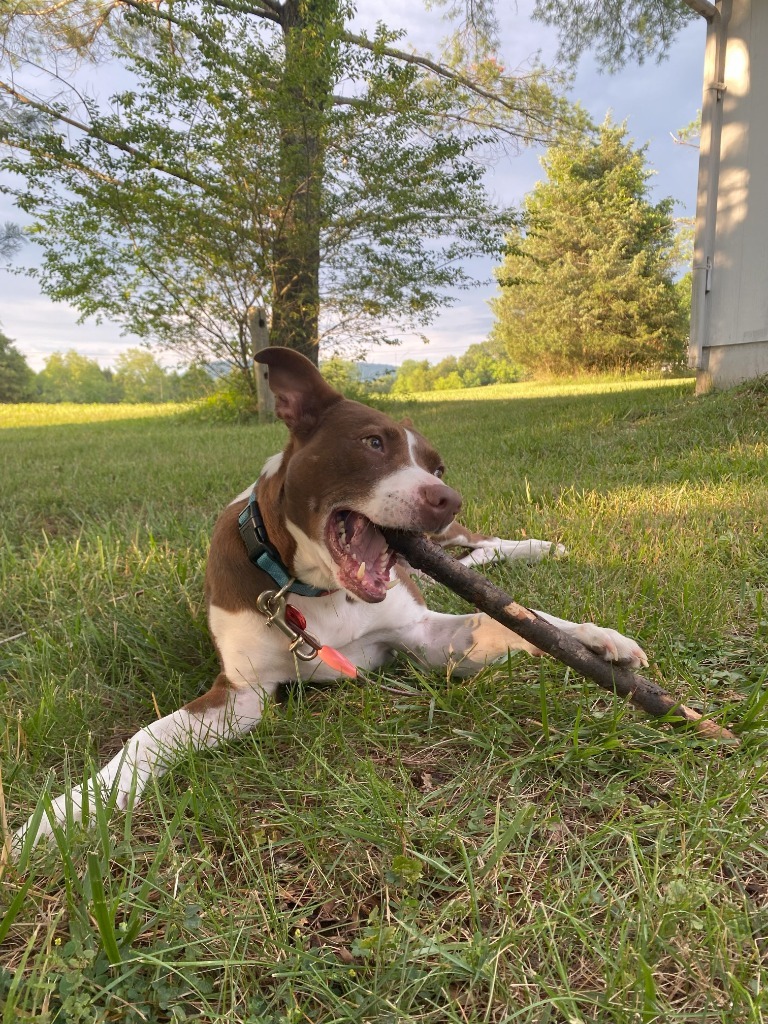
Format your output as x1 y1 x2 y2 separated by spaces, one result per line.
0 78 212 192
0 136 120 183
383 530 739 745
341 28 540 119
199 0 281 24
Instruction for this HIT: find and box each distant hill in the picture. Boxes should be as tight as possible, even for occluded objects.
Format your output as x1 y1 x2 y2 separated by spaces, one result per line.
203 359 233 379
356 362 396 382
202 358 397 382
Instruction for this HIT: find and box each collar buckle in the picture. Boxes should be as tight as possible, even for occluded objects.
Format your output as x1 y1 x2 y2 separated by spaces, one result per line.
238 491 277 562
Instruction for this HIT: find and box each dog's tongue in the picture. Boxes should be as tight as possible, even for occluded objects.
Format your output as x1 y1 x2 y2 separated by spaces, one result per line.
345 512 388 564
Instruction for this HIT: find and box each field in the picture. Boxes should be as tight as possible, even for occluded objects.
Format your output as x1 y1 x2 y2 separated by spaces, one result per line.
1 377 767 1023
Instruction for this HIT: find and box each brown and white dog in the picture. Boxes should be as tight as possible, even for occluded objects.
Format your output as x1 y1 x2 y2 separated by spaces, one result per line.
16 347 647 851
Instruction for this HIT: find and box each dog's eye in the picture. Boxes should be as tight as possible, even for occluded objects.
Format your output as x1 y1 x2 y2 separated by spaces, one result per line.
434 466 445 479
362 435 384 451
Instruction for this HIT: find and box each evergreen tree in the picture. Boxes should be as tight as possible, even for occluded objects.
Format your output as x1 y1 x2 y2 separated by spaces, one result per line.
0 328 35 401
490 118 688 376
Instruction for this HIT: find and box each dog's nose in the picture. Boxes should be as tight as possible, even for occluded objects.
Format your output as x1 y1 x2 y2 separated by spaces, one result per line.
419 481 462 523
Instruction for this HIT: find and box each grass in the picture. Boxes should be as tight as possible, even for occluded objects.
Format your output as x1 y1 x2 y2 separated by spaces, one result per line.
1 376 767 1023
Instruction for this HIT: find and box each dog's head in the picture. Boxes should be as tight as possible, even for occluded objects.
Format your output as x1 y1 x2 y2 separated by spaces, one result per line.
255 347 461 602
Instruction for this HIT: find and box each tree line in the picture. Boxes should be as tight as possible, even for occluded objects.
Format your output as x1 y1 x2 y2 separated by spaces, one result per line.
390 339 522 393
0 334 215 404
0 333 516 405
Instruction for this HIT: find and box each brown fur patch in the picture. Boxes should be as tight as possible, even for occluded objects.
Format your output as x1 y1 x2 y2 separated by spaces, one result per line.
184 672 234 713
432 520 493 548
205 501 276 614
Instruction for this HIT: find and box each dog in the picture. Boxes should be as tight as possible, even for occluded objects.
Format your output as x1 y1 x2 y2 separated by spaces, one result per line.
15 346 647 851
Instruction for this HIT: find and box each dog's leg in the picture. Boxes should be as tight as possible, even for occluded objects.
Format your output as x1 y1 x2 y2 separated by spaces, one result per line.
399 609 647 677
422 521 566 576
13 675 273 853
452 538 567 569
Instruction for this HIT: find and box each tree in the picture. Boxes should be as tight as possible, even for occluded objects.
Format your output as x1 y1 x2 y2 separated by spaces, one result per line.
457 338 522 385
390 337 522 392
0 1 567 389
490 118 688 375
319 357 367 401
426 355 458 390
113 348 167 402
531 1 696 70
1 221 24 263
391 360 437 394
0 328 35 401
172 364 216 401
38 350 115 402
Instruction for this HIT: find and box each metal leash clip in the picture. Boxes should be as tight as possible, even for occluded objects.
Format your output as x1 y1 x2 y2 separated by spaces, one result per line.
256 579 322 663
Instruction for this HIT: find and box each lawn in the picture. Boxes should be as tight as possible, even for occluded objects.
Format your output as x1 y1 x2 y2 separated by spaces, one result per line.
1 378 767 1023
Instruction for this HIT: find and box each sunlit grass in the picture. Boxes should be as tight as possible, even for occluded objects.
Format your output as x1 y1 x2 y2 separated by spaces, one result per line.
388 374 692 403
0 401 195 428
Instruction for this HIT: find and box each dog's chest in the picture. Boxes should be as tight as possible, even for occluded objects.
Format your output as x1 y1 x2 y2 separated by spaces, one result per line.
286 585 418 649
208 583 422 686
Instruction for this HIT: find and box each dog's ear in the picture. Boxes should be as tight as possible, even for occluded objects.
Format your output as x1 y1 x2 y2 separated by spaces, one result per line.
255 347 342 437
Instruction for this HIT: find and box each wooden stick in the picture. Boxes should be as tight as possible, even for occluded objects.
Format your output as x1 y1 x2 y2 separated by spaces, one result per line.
383 530 739 745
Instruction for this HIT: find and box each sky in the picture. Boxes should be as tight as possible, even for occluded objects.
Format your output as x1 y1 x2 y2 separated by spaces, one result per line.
0 2 706 371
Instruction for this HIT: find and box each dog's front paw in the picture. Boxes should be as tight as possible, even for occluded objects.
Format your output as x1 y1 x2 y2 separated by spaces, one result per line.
11 764 142 859
571 624 649 669
11 789 73 857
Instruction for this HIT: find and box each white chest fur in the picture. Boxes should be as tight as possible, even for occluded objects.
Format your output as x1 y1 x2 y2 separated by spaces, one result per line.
208 583 426 687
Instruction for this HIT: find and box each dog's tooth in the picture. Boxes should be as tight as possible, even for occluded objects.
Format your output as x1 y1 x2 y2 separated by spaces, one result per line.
356 561 366 580
385 578 399 590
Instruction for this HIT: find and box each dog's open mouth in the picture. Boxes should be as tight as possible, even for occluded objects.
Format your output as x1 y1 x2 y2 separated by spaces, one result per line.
326 510 398 602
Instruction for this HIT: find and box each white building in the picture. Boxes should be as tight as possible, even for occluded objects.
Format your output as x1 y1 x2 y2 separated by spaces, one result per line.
688 0 768 390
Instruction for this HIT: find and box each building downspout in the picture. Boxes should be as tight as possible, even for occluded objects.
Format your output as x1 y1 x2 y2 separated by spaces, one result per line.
687 0 731 377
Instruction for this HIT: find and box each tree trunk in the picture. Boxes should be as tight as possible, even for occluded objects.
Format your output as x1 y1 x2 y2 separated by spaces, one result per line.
271 0 337 365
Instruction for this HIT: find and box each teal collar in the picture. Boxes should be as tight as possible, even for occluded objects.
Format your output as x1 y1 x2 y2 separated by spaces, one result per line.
237 490 332 598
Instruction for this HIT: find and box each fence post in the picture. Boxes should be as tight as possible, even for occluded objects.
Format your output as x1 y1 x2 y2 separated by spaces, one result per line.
248 306 275 422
